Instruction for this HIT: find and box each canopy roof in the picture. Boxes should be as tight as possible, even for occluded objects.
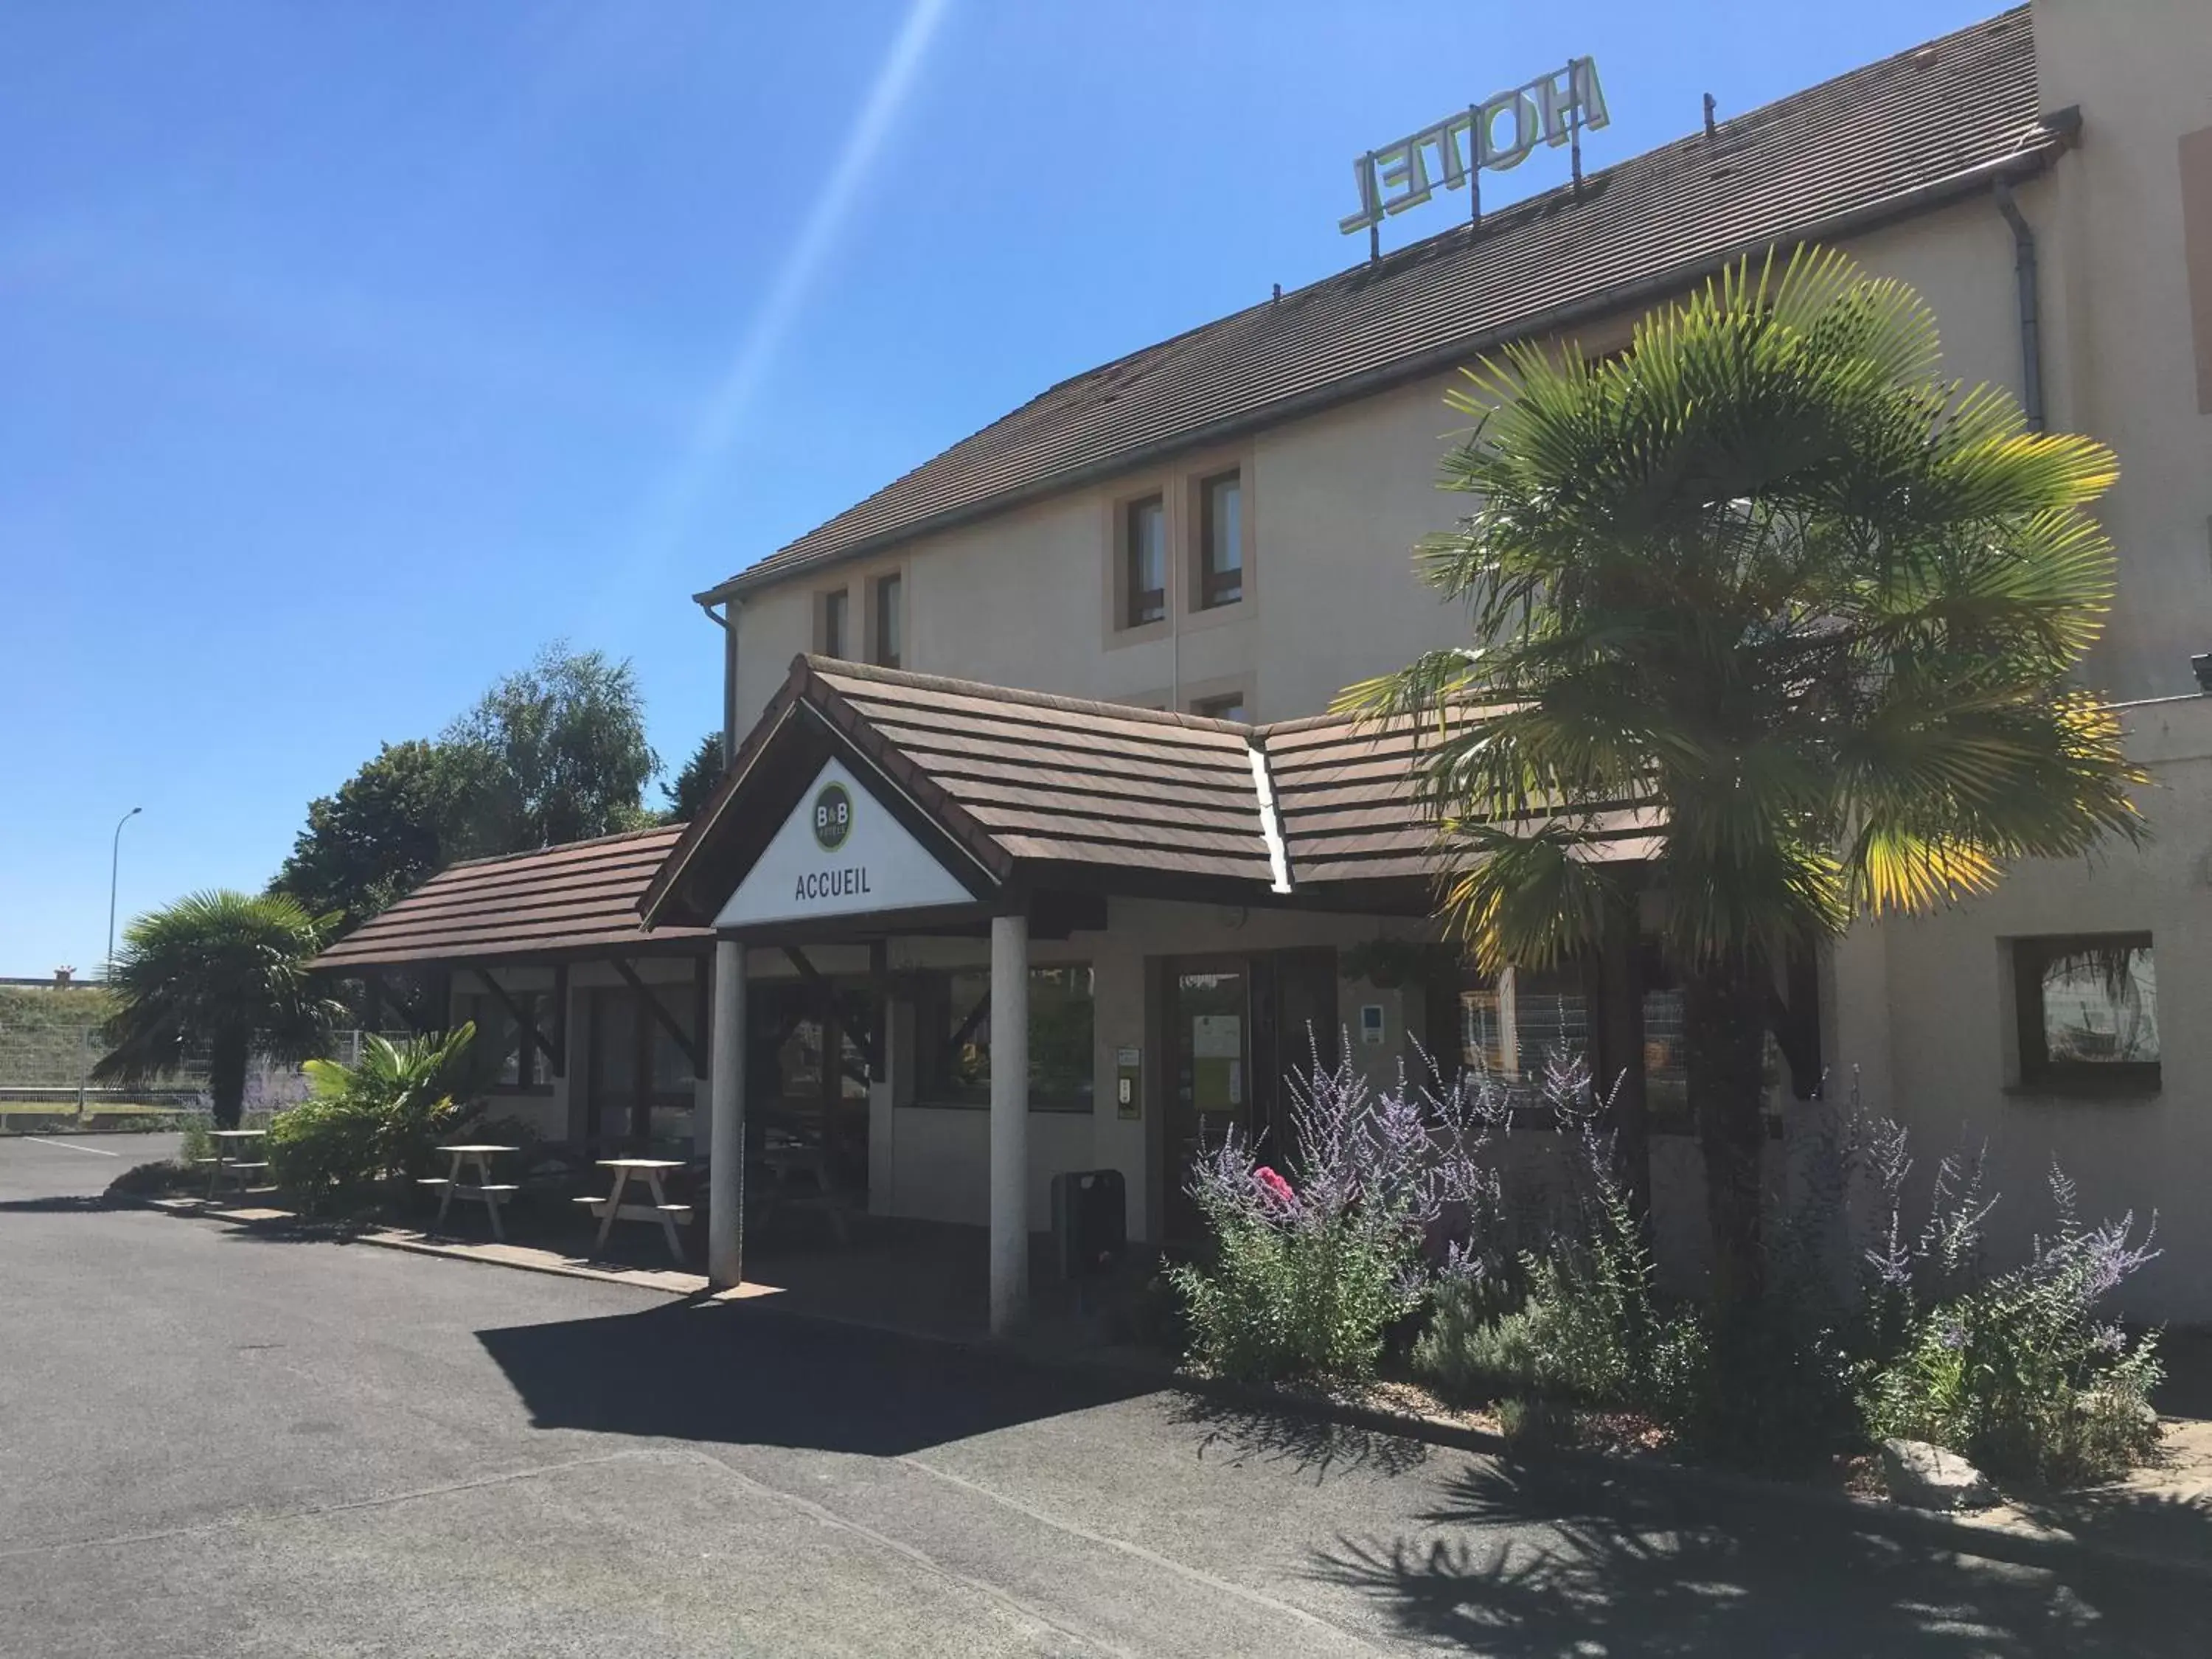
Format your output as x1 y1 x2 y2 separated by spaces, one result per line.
641 656 1655 932
317 657 1658 970
312 825 709 972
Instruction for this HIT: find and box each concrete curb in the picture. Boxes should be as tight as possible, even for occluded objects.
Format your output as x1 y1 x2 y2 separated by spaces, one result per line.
132 1194 2210 1588
131 1193 709 1297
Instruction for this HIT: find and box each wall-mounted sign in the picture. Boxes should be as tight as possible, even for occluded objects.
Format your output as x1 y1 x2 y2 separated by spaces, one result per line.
713 755 976 930
1340 57 1609 237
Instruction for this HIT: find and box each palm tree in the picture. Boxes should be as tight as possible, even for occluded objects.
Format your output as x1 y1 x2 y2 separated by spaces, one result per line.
95 891 343 1127
1342 247 2142 1308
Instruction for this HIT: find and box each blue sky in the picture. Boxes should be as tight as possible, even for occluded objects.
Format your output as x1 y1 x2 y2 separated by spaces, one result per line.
0 0 2000 975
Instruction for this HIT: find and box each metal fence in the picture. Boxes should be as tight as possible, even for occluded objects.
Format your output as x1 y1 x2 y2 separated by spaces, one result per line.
0 1026 402 1119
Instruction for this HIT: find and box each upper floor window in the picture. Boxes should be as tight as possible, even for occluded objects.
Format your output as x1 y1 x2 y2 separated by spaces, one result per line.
1192 691 1248 723
1198 470 1242 608
1124 495 1166 627
873 573 903 669
2012 933 2160 1093
821 588 850 659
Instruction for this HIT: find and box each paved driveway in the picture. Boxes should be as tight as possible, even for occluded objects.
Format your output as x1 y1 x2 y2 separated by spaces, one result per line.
1 1133 2205 1656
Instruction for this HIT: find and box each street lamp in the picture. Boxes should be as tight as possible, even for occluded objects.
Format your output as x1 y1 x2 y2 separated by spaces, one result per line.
106 806 142 981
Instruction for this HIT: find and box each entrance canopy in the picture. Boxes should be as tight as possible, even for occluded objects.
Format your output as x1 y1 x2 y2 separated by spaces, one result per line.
641 655 1658 937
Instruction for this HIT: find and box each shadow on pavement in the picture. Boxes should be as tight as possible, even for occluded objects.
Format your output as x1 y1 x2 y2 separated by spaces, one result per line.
476 1298 1162 1458
2008 1481 2212 1577
0 1194 114 1214
1170 1393 1434 1481
1310 1458 2212 1657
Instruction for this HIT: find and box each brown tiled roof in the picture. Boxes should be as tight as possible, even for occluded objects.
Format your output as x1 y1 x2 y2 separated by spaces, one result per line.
709 7 2058 600
1261 712 1660 888
815 664 1276 885
313 825 710 971
642 657 1649 929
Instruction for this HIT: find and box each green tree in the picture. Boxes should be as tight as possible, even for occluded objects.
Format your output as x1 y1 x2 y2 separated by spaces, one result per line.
440 643 658 855
661 731 726 821
269 740 461 930
1343 248 2140 1307
94 891 344 1127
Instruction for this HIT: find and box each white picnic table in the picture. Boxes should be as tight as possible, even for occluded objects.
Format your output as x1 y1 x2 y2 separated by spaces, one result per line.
420 1143 520 1241
197 1128 269 1202
575 1158 690 1263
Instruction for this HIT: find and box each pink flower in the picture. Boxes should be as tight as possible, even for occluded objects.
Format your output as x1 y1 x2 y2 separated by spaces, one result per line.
1253 1166 1296 1208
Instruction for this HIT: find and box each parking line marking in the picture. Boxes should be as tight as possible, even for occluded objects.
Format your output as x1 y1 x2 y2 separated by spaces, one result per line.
23 1137 122 1157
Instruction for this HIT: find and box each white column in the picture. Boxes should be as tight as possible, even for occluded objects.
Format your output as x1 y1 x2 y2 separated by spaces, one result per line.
708 937 747 1290
989 911 1030 1335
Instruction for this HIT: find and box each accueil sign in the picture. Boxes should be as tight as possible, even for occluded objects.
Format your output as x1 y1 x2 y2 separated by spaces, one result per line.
712 756 973 930
1340 57 1609 237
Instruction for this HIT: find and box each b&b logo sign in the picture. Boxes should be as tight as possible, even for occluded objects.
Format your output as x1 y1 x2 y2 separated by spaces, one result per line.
812 782 853 851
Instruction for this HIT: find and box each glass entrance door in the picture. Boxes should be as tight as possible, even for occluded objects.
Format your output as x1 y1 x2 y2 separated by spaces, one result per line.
1165 962 1250 1242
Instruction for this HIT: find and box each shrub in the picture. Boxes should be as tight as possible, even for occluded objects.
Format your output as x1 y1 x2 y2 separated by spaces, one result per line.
1669 1299 1857 1476
1175 1208 1425 1386
105 1159 200 1199
267 1026 484 1214
266 1097 386 1214
1169 1045 1509 1387
1416 1059 1704 1416
1863 1168 2162 1486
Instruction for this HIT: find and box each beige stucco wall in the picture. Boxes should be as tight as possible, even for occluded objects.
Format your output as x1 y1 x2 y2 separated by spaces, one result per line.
2032 0 2212 702
723 184 2155 726
1834 695 2212 1321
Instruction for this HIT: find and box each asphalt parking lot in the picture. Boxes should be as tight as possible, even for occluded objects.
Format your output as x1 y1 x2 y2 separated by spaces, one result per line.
2 1131 2207 1657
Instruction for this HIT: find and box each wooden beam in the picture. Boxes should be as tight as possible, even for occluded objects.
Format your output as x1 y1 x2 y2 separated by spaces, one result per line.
549 963 568 1079
609 957 703 1076
470 967 560 1077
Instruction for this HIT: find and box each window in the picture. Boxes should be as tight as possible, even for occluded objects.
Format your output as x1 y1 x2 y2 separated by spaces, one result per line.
456 990 548 1091
914 964 1095 1113
2013 934 2160 1092
1455 967 1588 1083
1192 691 1248 723
872 572 903 669
1198 470 1242 608
1123 495 1166 627
821 588 850 658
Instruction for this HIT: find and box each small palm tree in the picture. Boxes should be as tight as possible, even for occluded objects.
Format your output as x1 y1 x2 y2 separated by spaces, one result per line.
95 891 343 1127
1343 248 2141 1307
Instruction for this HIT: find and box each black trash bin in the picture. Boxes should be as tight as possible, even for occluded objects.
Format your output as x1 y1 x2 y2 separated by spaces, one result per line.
1049 1169 1127 1280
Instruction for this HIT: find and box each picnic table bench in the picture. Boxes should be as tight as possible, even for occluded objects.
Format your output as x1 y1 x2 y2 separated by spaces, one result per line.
195 1128 270 1203
574 1158 690 1264
419 1144 519 1242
